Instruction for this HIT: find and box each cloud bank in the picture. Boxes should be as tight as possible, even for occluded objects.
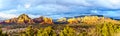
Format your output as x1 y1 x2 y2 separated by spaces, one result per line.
0 0 120 19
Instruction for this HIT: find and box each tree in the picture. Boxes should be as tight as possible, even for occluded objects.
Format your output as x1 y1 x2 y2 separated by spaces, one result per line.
96 22 116 36
59 26 76 36
0 25 8 36
21 25 35 36
37 26 56 36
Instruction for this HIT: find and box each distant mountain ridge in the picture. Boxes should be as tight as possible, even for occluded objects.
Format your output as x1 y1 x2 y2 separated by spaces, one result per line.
0 14 119 24
64 15 120 20
0 14 34 24
0 14 53 24
64 15 104 19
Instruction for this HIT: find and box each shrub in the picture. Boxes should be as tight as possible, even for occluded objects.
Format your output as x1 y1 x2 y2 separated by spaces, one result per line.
0 25 8 36
37 26 56 36
59 26 76 36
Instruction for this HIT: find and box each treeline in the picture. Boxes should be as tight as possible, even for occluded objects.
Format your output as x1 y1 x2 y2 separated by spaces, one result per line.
3 22 120 36
0 26 8 36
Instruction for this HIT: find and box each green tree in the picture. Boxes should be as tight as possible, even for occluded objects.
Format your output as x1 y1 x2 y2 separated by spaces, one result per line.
96 22 116 36
59 26 76 36
37 26 56 36
22 25 35 36
0 25 8 36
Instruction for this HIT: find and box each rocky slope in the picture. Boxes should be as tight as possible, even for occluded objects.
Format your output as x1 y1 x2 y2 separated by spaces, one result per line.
3 14 34 24
33 16 44 23
1 14 53 24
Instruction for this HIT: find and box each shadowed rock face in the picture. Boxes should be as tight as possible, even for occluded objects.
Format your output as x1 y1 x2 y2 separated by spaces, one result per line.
3 18 16 24
4 14 34 24
40 17 54 24
5 18 17 24
33 16 44 23
2 14 54 24
17 14 34 24
33 16 54 24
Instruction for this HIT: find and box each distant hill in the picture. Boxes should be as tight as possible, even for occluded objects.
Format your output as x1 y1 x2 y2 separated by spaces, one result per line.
109 17 120 20
64 15 104 19
75 15 104 18
64 15 120 20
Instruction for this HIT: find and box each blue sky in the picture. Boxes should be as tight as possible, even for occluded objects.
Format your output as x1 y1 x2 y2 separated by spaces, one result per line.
0 0 120 19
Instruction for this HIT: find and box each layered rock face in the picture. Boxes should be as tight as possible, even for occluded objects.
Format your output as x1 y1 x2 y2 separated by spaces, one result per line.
40 17 53 24
4 14 34 24
2 14 54 24
33 16 44 23
4 18 17 24
17 14 34 24
33 16 54 24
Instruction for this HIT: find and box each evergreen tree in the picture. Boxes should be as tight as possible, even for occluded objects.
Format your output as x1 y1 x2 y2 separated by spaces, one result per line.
37 26 56 36
24 25 34 36
59 26 76 36
0 25 8 36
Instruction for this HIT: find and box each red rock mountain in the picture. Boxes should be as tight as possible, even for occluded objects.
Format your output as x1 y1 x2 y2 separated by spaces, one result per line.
1 14 54 24
4 14 34 24
33 16 54 24
33 16 44 23
17 14 34 24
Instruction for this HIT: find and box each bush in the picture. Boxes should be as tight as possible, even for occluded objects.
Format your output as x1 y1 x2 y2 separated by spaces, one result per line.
59 26 76 36
0 25 8 36
37 26 56 36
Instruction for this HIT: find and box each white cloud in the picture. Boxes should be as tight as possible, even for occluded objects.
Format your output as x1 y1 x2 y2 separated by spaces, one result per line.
88 0 120 9
31 4 70 12
24 4 31 9
0 9 18 14
28 14 41 19
0 12 18 19
91 10 99 14
59 0 92 6
0 0 120 19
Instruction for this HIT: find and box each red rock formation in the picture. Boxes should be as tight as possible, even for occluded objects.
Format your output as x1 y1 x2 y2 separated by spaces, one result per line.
4 18 17 24
3 14 34 24
33 16 44 23
1 14 54 24
40 17 54 24
17 14 34 24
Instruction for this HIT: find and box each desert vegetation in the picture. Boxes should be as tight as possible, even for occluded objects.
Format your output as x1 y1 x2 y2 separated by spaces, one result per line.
1 23 120 36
